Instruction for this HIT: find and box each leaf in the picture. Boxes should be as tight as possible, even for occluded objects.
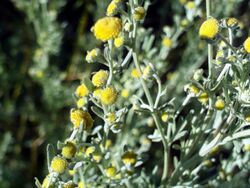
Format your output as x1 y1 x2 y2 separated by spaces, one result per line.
91 106 103 119
199 133 222 156
91 125 103 135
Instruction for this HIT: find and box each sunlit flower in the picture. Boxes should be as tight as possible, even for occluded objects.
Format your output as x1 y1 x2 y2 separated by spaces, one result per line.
70 109 93 130
243 37 250 53
121 89 130 98
107 1 118 16
133 6 146 21
75 84 89 97
199 18 219 40
92 70 109 87
114 36 124 48
122 151 137 166
105 166 117 178
86 48 100 63
131 68 141 78
51 156 68 174
100 87 118 105
162 37 173 48
93 17 122 41
62 141 77 159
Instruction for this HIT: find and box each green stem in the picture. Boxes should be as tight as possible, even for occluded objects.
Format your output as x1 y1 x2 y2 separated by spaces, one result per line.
206 0 213 80
107 40 114 86
228 28 233 56
132 52 169 183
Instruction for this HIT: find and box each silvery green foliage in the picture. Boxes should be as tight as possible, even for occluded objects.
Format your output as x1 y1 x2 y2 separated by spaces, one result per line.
36 0 250 187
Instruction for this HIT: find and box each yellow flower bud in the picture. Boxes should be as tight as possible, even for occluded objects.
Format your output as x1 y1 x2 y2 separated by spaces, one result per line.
114 36 124 48
198 92 209 104
131 68 141 78
215 98 225 110
199 18 219 40
77 98 86 108
186 1 196 9
92 70 109 87
42 175 53 188
133 7 146 21
70 109 93 130
226 17 238 28
64 181 76 188
121 151 137 166
243 37 250 53
106 112 116 123
161 112 169 122
86 48 100 63
75 84 89 97
106 1 118 16
162 37 173 48
62 142 77 159
121 89 130 98
243 144 250 152
203 160 213 167
50 156 68 174
93 89 102 99
85 146 95 157
245 114 250 122
188 85 200 95
92 153 102 163
93 17 122 41
100 87 118 105
105 166 117 178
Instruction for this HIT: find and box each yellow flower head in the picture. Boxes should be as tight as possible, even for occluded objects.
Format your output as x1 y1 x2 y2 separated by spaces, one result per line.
92 153 102 163
107 1 118 16
100 87 118 105
62 142 77 159
209 146 220 156
114 36 124 48
131 68 141 78
121 151 137 166
203 159 213 168
243 144 250 152
181 19 189 27
226 17 238 28
215 98 225 110
75 84 89 97
92 70 109 87
188 84 200 95
106 112 116 123
243 37 250 53
162 37 173 48
42 175 53 188
93 88 102 99
93 17 122 41
186 1 196 9
50 156 68 174
86 48 100 63
179 0 187 5
133 6 146 21
161 112 169 122
245 114 250 122
198 92 209 104
77 98 86 108
199 18 219 40
121 89 129 98
70 109 93 130
64 181 76 188
105 166 117 178
85 146 96 157
100 139 112 150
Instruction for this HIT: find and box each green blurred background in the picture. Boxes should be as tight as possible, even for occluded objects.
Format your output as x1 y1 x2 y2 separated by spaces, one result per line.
0 0 249 187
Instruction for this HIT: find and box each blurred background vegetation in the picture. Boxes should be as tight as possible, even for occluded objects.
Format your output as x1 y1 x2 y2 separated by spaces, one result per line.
0 0 249 187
